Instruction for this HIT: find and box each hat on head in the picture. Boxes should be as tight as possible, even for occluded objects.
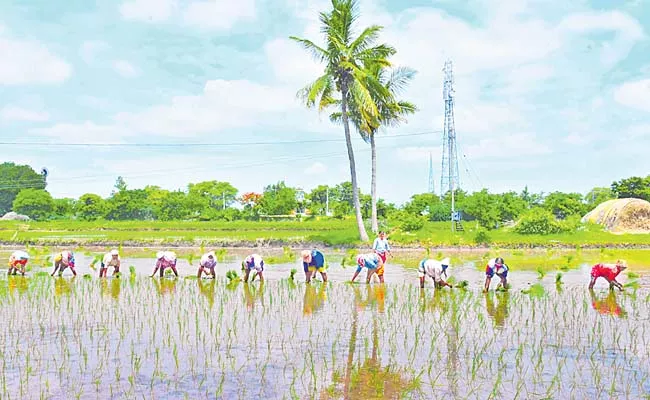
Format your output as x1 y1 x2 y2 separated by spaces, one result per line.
440 257 450 268
301 250 311 261
110 249 119 256
156 251 164 259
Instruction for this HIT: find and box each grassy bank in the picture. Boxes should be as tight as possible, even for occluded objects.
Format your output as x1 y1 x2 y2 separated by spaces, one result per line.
0 219 648 248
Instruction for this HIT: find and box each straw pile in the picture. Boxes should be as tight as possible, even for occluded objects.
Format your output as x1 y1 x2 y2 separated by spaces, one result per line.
581 198 650 234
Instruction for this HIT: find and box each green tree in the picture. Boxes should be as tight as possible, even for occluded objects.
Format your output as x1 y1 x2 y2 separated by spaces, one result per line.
403 193 441 217
12 189 54 220
460 189 499 229
331 65 417 232
157 191 189 221
76 193 107 221
0 162 46 215
611 176 650 201
585 187 616 208
188 180 238 211
52 198 76 218
543 192 586 219
144 185 171 219
260 181 297 215
113 176 128 193
308 185 331 215
495 191 527 222
106 189 151 220
290 0 396 241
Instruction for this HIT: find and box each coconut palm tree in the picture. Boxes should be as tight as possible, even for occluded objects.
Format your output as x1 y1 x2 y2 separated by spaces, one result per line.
289 0 395 241
332 64 417 232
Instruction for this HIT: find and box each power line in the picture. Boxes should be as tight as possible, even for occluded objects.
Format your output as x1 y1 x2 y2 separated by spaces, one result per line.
0 130 441 147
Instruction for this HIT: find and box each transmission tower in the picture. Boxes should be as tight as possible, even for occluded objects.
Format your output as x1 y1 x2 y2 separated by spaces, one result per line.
428 153 435 194
440 59 460 230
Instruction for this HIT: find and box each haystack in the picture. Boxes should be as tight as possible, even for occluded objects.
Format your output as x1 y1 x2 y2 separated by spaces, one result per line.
0 212 30 221
581 198 650 234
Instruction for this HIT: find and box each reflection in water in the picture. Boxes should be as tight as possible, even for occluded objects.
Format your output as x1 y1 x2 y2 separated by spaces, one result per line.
8 276 28 295
100 278 121 300
198 279 216 309
353 284 386 313
485 291 510 328
589 289 626 318
243 282 265 310
302 283 327 316
153 277 177 296
54 277 74 297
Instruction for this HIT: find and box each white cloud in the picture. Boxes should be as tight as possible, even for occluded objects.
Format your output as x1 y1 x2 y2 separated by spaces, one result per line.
79 40 110 64
564 133 590 145
625 124 650 139
0 31 71 85
613 79 650 112
113 60 138 78
396 146 443 163
182 0 256 30
119 0 177 22
264 38 323 86
305 162 327 175
0 106 49 122
30 121 135 143
464 133 551 159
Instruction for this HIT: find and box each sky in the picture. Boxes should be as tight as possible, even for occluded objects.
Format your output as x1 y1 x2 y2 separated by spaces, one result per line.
0 0 649 206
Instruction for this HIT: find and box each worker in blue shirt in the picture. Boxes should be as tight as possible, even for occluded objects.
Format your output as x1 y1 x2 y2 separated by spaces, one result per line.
301 249 327 283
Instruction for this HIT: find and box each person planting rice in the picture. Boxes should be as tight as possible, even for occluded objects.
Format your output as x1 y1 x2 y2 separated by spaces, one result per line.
100 249 121 278
301 249 327 283
350 252 384 284
588 259 627 291
7 250 29 276
197 251 217 279
242 253 264 283
151 251 179 278
51 250 77 277
417 257 453 289
372 231 392 264
484 257 508 292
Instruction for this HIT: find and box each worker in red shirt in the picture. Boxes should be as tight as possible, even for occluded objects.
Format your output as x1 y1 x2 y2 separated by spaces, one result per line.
588 260 627 291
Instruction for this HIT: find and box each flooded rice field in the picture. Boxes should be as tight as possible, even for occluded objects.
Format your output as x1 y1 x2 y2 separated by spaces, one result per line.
1 250 650 399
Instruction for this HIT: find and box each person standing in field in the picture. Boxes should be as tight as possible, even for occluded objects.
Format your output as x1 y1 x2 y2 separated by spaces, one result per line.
51 250 77 277
302 249 327 283
151 251 179 278
351 252 384 284
588 260 627 291
100 249 121 277
197 251 217 279
242 253 264 282
484 257 508 292
418 257 453 289
372 231 392 264
7 250 29 276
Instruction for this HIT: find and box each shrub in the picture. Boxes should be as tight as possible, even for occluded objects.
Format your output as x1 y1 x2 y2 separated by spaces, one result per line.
391 211 425 232
513 208 562 235
473 229 492 245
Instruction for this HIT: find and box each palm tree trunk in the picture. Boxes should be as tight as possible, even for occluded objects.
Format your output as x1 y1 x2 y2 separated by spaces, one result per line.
341 85 369 241
370 132 378 233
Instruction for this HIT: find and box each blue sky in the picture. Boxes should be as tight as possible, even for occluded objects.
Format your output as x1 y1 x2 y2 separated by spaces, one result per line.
0 0 649 206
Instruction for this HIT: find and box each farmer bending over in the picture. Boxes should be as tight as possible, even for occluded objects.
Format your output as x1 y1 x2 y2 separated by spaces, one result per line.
8 250 29 276
100 249 121 277
351 253 384 284
198 251 217 279
484 257 508 292
242 253 264 282
302 249 327 283
151 251 179 278
589 260 627 291
372 231 392 264
52 250 77 277
418 257 453 289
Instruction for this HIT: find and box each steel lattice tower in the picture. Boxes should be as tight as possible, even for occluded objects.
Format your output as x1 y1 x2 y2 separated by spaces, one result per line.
440 60 460 226
428 153 435 194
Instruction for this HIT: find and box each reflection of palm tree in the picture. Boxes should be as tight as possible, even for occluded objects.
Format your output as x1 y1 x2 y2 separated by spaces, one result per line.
303 283 327 316
589 289 626 318
326 289 419 398
198 279 215 309
484 291 510 328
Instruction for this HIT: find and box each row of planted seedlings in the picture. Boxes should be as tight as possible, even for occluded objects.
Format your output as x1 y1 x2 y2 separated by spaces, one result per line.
0 268 649 399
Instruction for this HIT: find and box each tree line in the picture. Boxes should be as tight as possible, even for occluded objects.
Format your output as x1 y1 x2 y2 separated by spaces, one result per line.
2 162 648 235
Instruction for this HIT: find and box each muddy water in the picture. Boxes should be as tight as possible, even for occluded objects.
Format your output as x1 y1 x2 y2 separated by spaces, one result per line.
1 250 650 399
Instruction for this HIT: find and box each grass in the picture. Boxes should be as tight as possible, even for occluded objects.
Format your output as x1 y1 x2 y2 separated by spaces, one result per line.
0 219 648 248
0 275 648 398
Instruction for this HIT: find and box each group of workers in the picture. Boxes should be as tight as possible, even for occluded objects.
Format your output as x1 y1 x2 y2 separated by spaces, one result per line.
4 229 630 291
